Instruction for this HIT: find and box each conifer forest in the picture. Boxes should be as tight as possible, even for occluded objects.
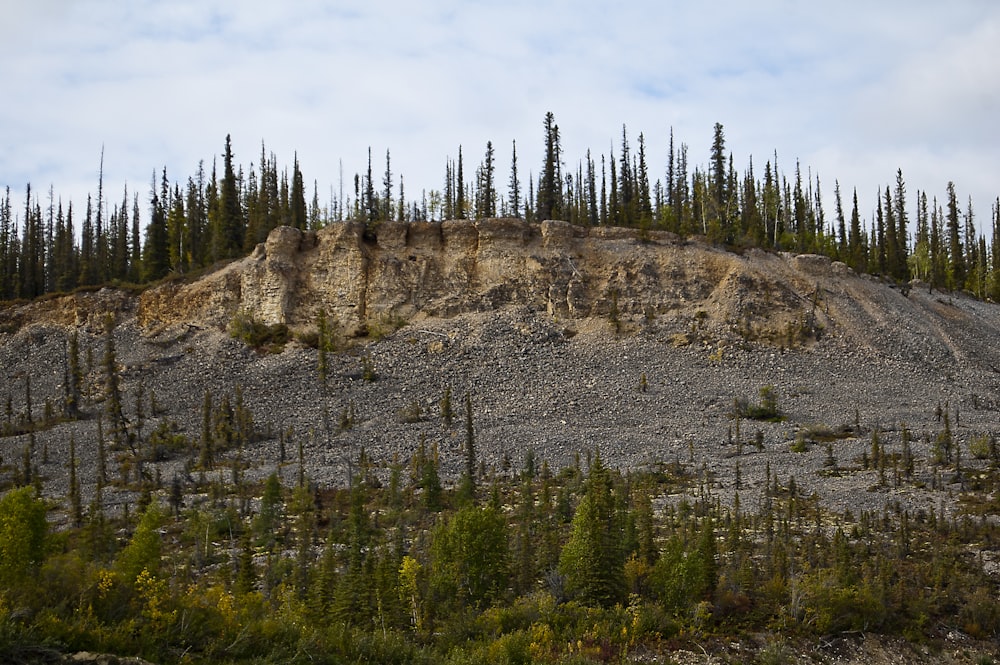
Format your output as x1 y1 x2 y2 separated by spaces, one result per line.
2 115 1000 664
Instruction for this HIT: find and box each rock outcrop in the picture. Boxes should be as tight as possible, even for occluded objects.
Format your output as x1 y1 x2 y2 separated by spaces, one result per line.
136 219 839 344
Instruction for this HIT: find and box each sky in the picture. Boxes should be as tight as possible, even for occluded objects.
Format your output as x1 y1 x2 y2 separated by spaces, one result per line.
2 1 998 234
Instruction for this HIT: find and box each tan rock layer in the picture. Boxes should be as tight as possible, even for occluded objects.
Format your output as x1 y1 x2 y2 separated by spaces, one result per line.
134 218 833 341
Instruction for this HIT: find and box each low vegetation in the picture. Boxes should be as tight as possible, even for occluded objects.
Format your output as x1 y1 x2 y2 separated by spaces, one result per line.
3 406 1000 664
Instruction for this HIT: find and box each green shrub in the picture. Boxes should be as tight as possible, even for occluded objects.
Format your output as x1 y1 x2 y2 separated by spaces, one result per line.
969 434 993 461
229 309 289 352
735 385 784 422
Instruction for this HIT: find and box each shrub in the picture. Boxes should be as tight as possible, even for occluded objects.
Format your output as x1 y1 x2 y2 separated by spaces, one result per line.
397 401 423 424
969 434 993 461
735 385 784 422
366 312 407 340
229 309 289 352
361 355 378 382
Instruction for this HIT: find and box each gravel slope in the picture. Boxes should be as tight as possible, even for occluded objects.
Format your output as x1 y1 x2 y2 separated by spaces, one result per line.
2 271 999 528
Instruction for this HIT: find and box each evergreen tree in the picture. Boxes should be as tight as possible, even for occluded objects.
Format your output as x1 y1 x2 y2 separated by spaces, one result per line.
538 112 561 221
990 198 1000 302
166 183 186 273
219 135 245 257
709 122 728 229
884 186 899 278
0 187 13 298
200 389 214 469
455 146 466 219
94 149 108 285
68 434 82 526
142 171 169 282
102 315 128 453
636 133 652 227
129 193 142 281
64 331 82 419
946 182 965 290
586 149 599 226
291 153 307 229
457 393 476 504
558 451 624 606
618 125 634 226
894 169 910 279
475 141 496 219
508 139 521 218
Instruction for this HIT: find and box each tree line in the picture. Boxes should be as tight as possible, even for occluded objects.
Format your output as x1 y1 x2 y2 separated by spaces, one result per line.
2 116 999 302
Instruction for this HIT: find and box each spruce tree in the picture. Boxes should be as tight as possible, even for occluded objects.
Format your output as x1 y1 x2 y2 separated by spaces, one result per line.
217 135 244 258
291 153 307 229
166 183 186 272
200 389 214 469
476 141 496 219
68 434 82 527
455 146 466 219
946 181 965 289
538 112 560 221
558 451 625 607
102 315 128 453
709 122 728 229
894 169 909 279
458 392 476 503
142 171 169 282
508 139 521 218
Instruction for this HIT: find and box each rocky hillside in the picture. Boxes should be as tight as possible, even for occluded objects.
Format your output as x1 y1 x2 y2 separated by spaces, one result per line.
2 219 1000 521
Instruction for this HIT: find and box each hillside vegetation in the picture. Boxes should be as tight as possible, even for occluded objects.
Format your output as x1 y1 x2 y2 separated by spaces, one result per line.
2 217 1000 663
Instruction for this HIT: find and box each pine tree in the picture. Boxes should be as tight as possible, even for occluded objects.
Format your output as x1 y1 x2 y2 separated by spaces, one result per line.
455 146 466 219
586 150 599 226
538 112 561 221
508 139 521 218
946 181 965 289
618 125 634 226
558 451 624 607
68 434 83 527
636 133 652 227
291 153 307 229
130 193 142 280
884 186 899 278
94 149 108 285
200 389 214 469
475 141 496 219
894 169 909 279
709 122 728 230
207 136 244 259
142 171 169 282
166 183 186 273
457 393 476 504
103 315 129 453
990 198 1000 301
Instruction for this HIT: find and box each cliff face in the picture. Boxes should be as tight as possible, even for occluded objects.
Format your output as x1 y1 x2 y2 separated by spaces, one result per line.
136 218 828 344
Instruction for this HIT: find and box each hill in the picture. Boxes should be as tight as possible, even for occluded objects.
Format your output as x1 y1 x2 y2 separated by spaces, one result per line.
2 219 1000 663
3 219 999 510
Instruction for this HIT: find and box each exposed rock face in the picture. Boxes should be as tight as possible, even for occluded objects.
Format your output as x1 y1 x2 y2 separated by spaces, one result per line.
136 219 838 343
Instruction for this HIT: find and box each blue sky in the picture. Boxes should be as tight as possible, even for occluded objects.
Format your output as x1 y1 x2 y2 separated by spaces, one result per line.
2 1 998 232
